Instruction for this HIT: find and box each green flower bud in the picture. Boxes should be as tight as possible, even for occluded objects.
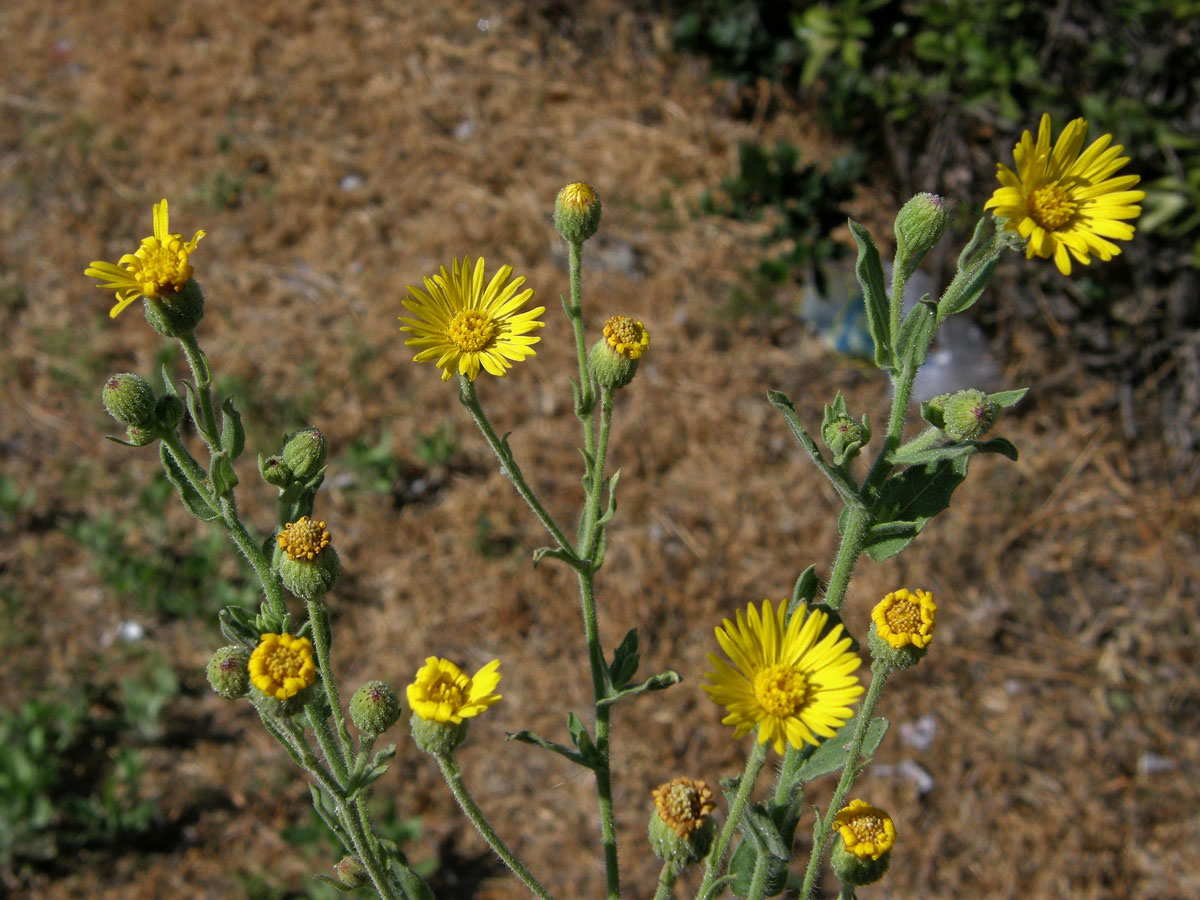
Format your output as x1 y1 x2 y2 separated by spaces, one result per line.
942 388 998 440
258 453 292 488
125 423 159 447
554 182 602 244
142 279 205 338
350 680 402 736
894 192 948 279
102 373 157 426
648 777 716 873
822 415 869 462
154 394 185 432
282 427 328 480
276 517 340 600
410 713 468 757
206 645 251 700
589 316 650 390
829 800 895 887
334 856 368 888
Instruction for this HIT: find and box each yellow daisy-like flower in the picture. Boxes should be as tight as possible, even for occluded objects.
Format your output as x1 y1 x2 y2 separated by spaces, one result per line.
406 657 501 724
985 113 1144 275
703 599 864 754
871 588 936 650
84 199 206 318
833 799 896 860
399 258 546 382
652 776 716 839
249 633 317 700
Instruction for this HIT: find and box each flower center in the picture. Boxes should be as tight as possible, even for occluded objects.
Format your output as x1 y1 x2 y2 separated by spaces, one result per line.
130 237 193 298
845 811 889 848
1028 183 1078 231
653 777 716 837
263 644 309 683
424 673 467 707
753 664 811 718
277 516 332 560
560 182 597 212
883 597 921 636
448 310 498 352
603 315 651 360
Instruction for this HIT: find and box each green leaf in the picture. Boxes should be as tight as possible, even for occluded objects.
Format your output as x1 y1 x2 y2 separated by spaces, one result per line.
218 604 259 647
566 712 595 758
181 380 201 434
598 670 682 708
895 297 939 373
160 364 178 397
740 804 789 859
849 220 893 369
209 449 239 499
609 628 640 689
793 716 889 782
506 730 590 768
788 565 820 616
728 839 789 898
989 387 1029 409
862 455 970 560
160 442 219 521
938 254 998 319
888 435 1018 467
956 216 992 270
219 396 245 460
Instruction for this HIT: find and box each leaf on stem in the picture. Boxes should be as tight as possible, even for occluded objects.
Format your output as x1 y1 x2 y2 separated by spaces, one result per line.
507 728 593 769
597 670 682 708
791 715 889 782
609 628 641 689
848 220 893 370
160 442 220 521
788 565 820 616
894 296 939 373
219 396 245 459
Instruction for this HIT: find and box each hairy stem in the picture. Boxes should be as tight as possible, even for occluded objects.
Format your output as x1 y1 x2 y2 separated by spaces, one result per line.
697 740 768 900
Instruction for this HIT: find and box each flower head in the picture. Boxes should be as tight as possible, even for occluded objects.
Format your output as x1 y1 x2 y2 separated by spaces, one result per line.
652 777 716 839
603 315 651 360
833 799 896 860
985 114 1144 275
277 516 332 561
554 182 602 243
84 199 205 317
871 589 936 650
703 599 863 754
407 657 501 724
249 633 317 700
399 258 545 382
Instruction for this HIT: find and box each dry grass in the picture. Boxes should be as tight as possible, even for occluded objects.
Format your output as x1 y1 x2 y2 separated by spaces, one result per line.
1 1 1197 898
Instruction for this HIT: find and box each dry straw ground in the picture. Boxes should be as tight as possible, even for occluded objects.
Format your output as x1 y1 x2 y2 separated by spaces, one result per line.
2 1 1198 899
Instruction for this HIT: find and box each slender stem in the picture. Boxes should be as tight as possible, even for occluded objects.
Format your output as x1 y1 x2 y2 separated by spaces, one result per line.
581 389 614 558
177 330 221 446
307 600 354 755
797 664 889 900
307 706 350 786
567 241 595 422
823 507 870 612
338 795 404 900
697 740 768 899
889 264 907 345
891 426 943 460
651 862 678 900
744 847 771 900
436 754 557 900
458 379 576 556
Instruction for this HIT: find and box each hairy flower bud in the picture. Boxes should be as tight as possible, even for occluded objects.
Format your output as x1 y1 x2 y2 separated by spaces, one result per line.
590 316 650 390
142 279 205 338
822 415 869 461
282 427 328 480
102 373 157 426
942 389 998 440
206 645 251 700
277 517 340 600
410 714 469 757
830 800 895 886
334 856 368 888
894 192 948 279
124 423 159 447
554 182 602 244
350 680 402 736
648 777 716 872
258 453 292 488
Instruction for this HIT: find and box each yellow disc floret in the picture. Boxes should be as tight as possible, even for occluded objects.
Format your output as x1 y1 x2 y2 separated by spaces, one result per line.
871 589 937 650
249 633 317 700
407 657 502 724
277 516 332 561
833 799 896 860
652 777 716 839
603 315 651 360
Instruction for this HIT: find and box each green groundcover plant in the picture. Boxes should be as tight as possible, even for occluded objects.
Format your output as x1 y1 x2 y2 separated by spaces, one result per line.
82 112 1143 899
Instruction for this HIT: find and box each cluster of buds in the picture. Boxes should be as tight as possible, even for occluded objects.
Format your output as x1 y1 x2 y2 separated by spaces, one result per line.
101 373 185 446
259 427 328 489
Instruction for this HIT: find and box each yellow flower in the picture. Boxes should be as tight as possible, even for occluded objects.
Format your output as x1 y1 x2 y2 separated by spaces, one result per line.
652 776 716 839
603 315 651 360
399 258 546 382
703 599 863 754
985 113 1144 275
249 633 317 700
871 588 936 650
277 516 332 561
84 199 205 318
833 799 896 860
407 657 501 724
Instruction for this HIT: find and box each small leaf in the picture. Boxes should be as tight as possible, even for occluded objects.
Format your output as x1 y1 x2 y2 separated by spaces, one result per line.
989 387 1029 409
740 804 788 859
219 396 245 460
160 442 219 521
895 296 939 373
788 565 820 616
567 712 595 758
181 380 202 434
938 255 998 319
210 450 239 498
793 716 889 782
218 605 259 647
609 628 640 689
160 364 178 397
849 220 893 369
598 671 681 708
862 456 970 560
507 729 591 768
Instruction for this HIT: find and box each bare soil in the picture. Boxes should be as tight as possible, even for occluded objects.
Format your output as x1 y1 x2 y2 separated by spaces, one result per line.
2 2 1197 899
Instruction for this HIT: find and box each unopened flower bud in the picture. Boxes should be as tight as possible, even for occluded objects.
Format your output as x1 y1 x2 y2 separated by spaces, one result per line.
894 192 948 279
554 182 602 244
942 389 998 440
154 394 185 432
277 517 340 600
822 415 869 461
259 453 292 488
334 856 368 888
125 423 159 447
590 316 650 390
102 373 157 426
206 645 251 700
282 427 328 480
350 680 402 736
648 777 717 872
143 279 205 338
830 800 895 886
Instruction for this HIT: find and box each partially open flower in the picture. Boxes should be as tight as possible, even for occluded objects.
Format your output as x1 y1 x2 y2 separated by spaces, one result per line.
554 182 602 243
830 799 895 886
277 516 340 600
869 588 936 671
407 657 502 756
649 776 716 871
249 633 317 706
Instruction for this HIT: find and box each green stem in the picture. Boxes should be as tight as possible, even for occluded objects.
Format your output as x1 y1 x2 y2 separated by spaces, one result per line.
436 754 557 900
697 740 768 900
891 425 943 460
652 862 678 900
581 388 614 558
458 379 576 557
823 506 870 613
307 599 354 766
744 847 771 900
177 330 221 446
567 240 595 423
889 264 907 345
797 664 889 900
